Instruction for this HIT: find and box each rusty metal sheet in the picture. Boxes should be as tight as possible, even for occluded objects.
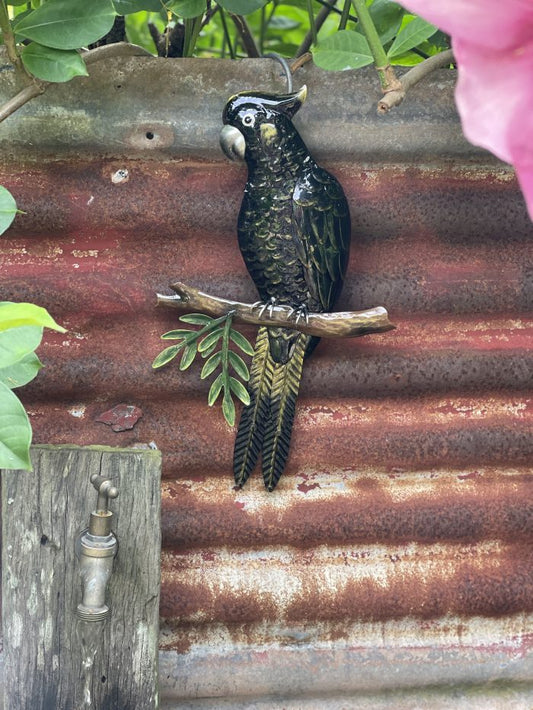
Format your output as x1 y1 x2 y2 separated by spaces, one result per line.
0 59 532 705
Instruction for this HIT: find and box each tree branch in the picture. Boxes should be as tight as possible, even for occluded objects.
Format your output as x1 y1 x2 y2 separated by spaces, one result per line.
157 282 395 338
229 14 260 58
378 49 455 114
296 0 338 58
0 43 153 125
0 0 31 83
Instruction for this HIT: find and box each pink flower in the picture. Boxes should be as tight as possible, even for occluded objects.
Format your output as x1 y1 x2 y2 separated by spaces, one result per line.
400 0 533 220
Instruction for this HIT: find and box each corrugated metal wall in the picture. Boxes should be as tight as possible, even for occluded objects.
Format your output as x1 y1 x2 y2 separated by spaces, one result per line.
1 58 532 707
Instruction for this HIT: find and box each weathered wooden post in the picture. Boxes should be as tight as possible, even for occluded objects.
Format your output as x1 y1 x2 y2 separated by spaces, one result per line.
2 445 161 709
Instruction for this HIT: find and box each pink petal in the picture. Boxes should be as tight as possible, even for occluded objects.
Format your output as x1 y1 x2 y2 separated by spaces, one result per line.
453 37 533 217
400 0 533 51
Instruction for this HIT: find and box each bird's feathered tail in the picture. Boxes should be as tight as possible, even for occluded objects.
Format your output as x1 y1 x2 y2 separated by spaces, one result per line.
233 325 307 491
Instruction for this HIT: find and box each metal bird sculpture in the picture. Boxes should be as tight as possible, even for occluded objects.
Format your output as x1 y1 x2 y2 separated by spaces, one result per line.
220 85 351 491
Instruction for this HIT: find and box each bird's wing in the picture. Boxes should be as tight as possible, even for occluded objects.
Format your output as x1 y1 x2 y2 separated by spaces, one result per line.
292 163 351 311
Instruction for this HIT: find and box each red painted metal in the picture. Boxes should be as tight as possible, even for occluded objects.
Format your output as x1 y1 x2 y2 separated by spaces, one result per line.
0 60 532 703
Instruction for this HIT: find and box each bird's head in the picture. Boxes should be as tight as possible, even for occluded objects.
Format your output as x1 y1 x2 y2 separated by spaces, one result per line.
220 85 307 162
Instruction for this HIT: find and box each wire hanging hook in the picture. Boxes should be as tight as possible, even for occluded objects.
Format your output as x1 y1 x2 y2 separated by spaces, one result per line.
264 52 293 93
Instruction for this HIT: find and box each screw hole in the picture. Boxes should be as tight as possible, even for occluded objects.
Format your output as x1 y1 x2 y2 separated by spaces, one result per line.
145 131 155 140
40 534 48 546
101 676 107 683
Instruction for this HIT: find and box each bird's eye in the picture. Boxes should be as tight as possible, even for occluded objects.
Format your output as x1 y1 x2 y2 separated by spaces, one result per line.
243 114 254 126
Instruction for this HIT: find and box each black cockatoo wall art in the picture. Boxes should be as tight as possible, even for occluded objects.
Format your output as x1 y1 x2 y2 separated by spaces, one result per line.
220 84 351 492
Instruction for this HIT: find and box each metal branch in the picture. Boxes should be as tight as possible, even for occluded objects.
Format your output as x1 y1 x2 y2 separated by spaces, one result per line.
378 49 455 114
157 282 395 338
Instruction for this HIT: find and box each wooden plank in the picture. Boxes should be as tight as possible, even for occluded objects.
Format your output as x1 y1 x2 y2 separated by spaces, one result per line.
2 445 161 710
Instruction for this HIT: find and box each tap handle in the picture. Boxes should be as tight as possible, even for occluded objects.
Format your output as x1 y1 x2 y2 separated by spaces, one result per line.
90 473 119 514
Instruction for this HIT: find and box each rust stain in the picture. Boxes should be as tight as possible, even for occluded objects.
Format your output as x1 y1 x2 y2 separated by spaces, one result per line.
1 151 532 660
96 404 143 432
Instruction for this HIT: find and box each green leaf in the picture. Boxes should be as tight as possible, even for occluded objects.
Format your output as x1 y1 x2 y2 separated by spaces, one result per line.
0 302 66 333
369 0 404 45
313 30 373 71
198 329 223 353
0 326 43 370
161 329 193 340
222 388 235 426
151 343 183 369
113 0 163 13
179 313 213 325
0 381 32 470
16 0 116 50
229 376 250 405
0 352 43 390
228 350 249 381
207 372 224 406
268 15 301 30
200 340 219 358
179 341 197 370
21 44 88 83
168 0 207 19
0 186 18 236
200 351 222 379
216 0 267 15
387 16 437 59
229 329 254 356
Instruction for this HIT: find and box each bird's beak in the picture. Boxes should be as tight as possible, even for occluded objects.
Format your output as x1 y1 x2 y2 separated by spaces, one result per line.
220 125 245 161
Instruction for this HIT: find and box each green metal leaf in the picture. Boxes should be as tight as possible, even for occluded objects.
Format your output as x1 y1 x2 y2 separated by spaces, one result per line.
216 0 267 15
207 372 224 406
161 329 193 340
198 329 223 353
200 351 222 379
151 344 183 369
229 376 250 406
0 302 66 333
16 0 116 50
229 329 254 356
168 0 207 19
179 313 213 325
21 44 89 82
228 351 250 381
222 388 236 427
313 30 373 71
0 326 43 370
387 16 437 59
200 340 219 358
0 381 32 470
0 186 18 236
0 352 43 389
179 342 197 370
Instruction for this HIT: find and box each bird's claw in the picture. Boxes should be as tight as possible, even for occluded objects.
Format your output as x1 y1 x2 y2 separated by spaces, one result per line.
293 305 309 325
254 297 278 318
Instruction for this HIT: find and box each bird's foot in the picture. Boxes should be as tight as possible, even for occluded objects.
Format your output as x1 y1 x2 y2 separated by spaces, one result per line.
253 297 278 318
287 304 309 325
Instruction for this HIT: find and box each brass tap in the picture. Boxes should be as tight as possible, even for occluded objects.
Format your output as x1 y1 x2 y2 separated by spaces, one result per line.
76 473 119 622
